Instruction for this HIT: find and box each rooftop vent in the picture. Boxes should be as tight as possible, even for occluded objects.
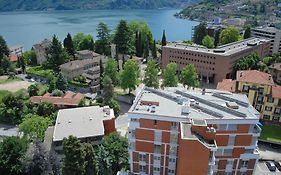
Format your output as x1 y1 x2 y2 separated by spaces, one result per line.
68 120 71 123
89 117 93 121
151 105 156 113
182 102 191 114
202 88 206 95
226 102 239 109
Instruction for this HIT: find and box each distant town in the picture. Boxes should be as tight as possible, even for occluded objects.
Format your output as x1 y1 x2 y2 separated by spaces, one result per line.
0 1 281 175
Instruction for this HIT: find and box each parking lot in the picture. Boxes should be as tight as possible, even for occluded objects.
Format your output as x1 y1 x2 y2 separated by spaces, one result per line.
256 162 281 175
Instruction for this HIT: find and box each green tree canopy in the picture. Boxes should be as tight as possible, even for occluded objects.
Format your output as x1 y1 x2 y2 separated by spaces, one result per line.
84 143 96 175
120 59 139 94
193 23 207 45
114 20 132 55
56 72 68 91
62 136 86 175
19 114 51 141
220 26 240 45
234 53 260 71
28 84 39 97
163 63 178 87
243 25 251 39
152 40 157 59
36 101 56 117
95 22 111 55
179 64 199 88
0 35 9 56
0 136 28 175
63 33 75 57
104 58 118 85
103 75 114 104
73 33 94 51
46 35 68 72
22 50 37 65
144 60 159 88
202 35 215 49
161 30 167 46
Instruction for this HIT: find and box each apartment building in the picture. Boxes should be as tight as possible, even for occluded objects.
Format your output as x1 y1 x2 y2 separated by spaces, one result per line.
162 38 270 84
217 70 281 124
33 39 51 65
252 26 281 54
269 63 281 84
128 86 261 175
53 106 116 154
9 45 24 56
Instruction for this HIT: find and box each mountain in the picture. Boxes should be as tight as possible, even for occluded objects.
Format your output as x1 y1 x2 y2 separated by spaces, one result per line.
0 0 200 11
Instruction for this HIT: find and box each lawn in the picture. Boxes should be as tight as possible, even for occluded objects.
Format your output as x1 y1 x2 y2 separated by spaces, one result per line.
260 123 281 143
0 77 22 84
0 90 11 101
26 66 53 79
37 84 49 95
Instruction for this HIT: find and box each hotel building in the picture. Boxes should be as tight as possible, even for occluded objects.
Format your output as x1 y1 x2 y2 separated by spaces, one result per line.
128 86 261 175
162 38 270 84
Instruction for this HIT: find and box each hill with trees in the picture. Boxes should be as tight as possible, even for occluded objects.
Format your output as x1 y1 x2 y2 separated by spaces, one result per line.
0 0 200 11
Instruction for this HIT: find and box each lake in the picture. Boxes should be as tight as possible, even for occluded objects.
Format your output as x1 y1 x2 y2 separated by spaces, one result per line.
0 9 198 50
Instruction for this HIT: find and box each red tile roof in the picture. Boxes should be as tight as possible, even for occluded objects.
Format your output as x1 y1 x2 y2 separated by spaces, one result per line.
31 91 85 107
269 63 281 71
9 54 18 62
216 79 236 92
236 70 275 86
272 85 281 99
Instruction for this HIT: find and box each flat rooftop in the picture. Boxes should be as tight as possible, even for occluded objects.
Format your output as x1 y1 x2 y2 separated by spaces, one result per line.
129 87 260 120
53 106 114 142
163 37 270 56
253 26 280 33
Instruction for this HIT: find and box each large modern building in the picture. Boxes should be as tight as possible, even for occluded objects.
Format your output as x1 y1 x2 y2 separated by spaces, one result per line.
33 39 51 65
53 106 116 153
162 38 270 84
252 26 281 54
217 70 281 124
128 86 261 175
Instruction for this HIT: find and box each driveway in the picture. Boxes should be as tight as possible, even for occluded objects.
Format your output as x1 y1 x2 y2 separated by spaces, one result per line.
0 81 33 92
0 124 19 141
258 142 281 161
256 162 281 175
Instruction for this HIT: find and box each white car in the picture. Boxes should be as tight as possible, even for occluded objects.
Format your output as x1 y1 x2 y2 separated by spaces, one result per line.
30 78 35 82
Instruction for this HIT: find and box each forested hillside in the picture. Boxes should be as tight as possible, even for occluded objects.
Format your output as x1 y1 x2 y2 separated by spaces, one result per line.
0 0 200 11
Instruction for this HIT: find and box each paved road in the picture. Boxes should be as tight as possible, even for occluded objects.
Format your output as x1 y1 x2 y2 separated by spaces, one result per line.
0 124 19 141
258 142 281 161
256 162 281 175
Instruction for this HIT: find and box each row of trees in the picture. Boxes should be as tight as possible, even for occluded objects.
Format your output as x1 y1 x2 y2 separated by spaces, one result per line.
0 35 15 75
193 23 252 48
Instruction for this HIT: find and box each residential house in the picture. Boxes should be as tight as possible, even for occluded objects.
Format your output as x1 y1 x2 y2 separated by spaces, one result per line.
269 63 281 84
33 39 51 65
217 70 281 124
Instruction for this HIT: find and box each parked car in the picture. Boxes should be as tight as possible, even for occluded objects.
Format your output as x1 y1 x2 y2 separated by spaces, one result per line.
275 161 281 171
266 161 276 171
25 75 31 79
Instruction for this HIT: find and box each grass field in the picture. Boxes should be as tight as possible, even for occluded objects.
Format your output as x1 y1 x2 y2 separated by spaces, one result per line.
0 90 11 101
260 123 281 143
0 77 22 84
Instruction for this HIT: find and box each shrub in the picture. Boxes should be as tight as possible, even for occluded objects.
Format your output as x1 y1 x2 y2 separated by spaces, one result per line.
51 89 64 97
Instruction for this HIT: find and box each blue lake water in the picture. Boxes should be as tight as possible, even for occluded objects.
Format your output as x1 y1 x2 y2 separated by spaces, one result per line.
0 9 198 49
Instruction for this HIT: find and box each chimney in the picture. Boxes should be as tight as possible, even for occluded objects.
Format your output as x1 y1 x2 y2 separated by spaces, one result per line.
202 88 206 95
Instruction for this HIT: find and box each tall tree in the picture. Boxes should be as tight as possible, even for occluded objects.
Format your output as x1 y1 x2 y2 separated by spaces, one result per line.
0 136 28 175
19 114 51 141
95 22 111 55
161 30 167 46
46 35 68 72
120 60 139 94
144 60 159 88
36 102 55 117
163 63 178 87
25 141 48 175
104 58 118 85
193 23 207 45
244 25 251 39
73 33 94 51
0 35 9 56
96 145 112 175
62 136 86 175
114 20 131 58
22 50 37 65
103 75 114 104
202 35 215 49
179 64 199 89
220 26 240 45
63 33 75 58
56 72 68 91
100 59 104 89
83 143 96 175
152 40 157 59
20 56 26 73
144 37 150 59
214 30 220 47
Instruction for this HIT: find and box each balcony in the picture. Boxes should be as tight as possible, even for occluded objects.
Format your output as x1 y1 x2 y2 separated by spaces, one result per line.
253 124 261 134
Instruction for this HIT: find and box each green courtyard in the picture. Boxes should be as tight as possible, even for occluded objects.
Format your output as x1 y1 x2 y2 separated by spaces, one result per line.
260 123 281 143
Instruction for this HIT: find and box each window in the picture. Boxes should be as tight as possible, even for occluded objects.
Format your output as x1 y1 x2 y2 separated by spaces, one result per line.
154 120 157 125
169 158 176 163
255 104 262 111
227 160 233 166
215 149 223 156
241 160 249 168
242 85 249 92
273 116 280 121
228 135 235 145
139 165 146 173
154 155 161 161
154 145 161 154
263 115 271 120
224 172 232 175
258 87 264 94
265 106 272 111
224 149 233 156
228 124 238 131
130 130 135 138
131 118 139 122
169 145 177 156
170 133 178 143
251 136 258 146
240 172 246 175
155 131 162 142
139 153 146 162
171 122 178 130
257 96 264 103
274 107 281 114
267 97 274 103
153 167 160 172
168 169 175 173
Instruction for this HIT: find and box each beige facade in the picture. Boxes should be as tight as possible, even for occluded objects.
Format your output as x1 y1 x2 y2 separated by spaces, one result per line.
269 63 281 84
33 39 51 65
162 38 270 85
128 87 261 175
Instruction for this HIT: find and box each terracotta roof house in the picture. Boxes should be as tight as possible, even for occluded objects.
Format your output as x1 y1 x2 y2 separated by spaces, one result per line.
31 91 84 109
217 70 281 124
